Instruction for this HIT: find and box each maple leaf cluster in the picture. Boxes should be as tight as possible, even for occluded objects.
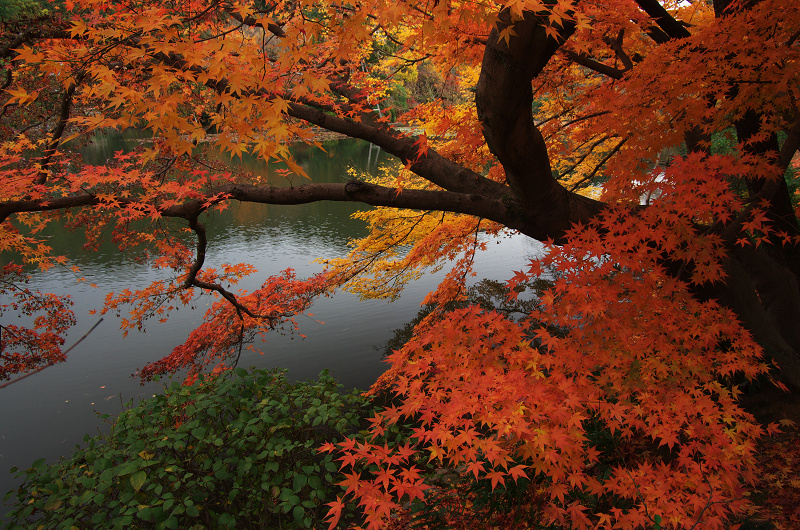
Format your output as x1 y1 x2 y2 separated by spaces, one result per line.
0 264 76 380
330 184 774 528
750 424 800 529
2 0 800 527
136 269 329 382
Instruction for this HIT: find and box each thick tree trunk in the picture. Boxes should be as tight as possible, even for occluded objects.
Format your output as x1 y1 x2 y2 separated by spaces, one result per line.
474 6 800 389
716 247 800 388
713 0 800 387
475 8 604 243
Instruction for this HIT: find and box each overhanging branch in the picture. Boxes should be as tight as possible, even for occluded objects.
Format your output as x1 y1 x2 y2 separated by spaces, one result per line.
560 49 624 79
633 0 691 40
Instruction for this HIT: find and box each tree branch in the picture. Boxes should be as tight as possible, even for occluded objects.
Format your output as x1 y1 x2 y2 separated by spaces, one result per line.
560 49 624 79
37 72 86 185
0 27 71 60
642 25 672 44
182 212 284 323
0 178 548 239
0 194 97 224
634 0 691 40
223 6 287 37
476 7 605 243
603 29 634 71
559 135 612 178
568 137 629 191
283 101 508 199
144 47 510 201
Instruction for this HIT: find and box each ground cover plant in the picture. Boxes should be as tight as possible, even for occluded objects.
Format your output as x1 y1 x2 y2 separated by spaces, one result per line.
2 0 800 527
3 369 378 529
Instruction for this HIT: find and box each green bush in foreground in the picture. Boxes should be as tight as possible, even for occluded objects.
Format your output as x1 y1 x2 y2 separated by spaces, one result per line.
3 368 375 529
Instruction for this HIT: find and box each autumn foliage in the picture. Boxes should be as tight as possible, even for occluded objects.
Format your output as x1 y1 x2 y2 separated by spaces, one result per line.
2 0 800 527
326 158 777 528
0 263 75 379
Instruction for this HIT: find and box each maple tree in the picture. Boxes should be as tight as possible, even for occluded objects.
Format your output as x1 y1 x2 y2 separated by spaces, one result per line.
2 0 800 526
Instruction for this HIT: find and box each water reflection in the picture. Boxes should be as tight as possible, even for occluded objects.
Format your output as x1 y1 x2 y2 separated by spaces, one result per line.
0 136 543 517
79 128 152 165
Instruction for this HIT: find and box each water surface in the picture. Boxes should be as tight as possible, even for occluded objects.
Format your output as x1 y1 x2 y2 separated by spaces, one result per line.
0 136 541 514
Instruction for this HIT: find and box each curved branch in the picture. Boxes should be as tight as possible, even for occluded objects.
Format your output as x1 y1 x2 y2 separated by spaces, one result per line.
0 27 71 60
182 211 290 324
182 210 208 289
223 7 286 37
284 101 509 199
475 8 605 243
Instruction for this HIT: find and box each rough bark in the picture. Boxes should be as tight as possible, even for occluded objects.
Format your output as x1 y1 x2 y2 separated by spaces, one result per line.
470 6 800 387
723 248 800 387
708 0 800 386
475 9 605 244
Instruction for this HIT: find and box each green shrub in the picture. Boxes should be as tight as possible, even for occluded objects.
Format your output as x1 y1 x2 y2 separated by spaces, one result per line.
3 368 375 529
0 0 60 21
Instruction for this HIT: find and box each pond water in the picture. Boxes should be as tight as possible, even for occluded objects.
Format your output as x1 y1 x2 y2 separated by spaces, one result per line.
0 135 542 515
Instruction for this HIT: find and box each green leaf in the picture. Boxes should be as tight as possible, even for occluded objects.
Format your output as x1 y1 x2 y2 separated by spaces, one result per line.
136 506 152 522
130 470 146 492
292 473 307 491
43 498 62 511
4 368 377 529
78 489 93 505
293 505 305 523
